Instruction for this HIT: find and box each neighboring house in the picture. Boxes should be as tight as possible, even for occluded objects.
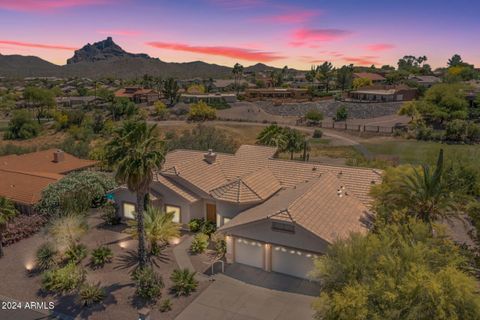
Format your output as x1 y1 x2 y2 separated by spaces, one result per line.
245 88 308 100
353 72 386 84
112 145 381 279
0 149 96 214
212 79 252 92
181 93 237 104
348 85 418 102
114 87 160 104
55 96 100 108
408 75 441 87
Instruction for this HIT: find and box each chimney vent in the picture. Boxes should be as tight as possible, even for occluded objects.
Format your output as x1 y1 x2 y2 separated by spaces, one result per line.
53 150 65 163
204 149 217 164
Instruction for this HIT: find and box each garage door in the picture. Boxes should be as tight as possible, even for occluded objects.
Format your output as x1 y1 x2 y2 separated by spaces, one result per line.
272 246 316 279
235 238 264 269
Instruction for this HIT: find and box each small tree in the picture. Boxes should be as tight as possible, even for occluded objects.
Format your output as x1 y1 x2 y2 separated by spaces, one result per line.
305 110 324 125
0 197 18 258
23 86 55 124
163 78 181 107
154 101 169 120
352 77 372 89
187 101 216 121
335 106 348 121
4 110 41 140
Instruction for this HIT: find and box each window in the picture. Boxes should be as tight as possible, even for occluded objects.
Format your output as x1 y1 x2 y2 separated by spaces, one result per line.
271 221 295 233
123 203 136 219
165 205 181 223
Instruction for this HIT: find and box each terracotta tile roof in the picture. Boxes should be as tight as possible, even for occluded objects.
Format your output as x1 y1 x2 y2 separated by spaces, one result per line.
158 145 381 205
0 149 97 174
0 169 61 205
154 175 200 203
353 72 386 81
210 168 281 203
0 150 96 205
220 172 371 243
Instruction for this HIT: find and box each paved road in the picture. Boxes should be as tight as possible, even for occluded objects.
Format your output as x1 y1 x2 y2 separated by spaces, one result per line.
175 272 316 320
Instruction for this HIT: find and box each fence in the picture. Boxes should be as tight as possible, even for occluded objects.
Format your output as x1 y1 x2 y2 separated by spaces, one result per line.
299 119 407 135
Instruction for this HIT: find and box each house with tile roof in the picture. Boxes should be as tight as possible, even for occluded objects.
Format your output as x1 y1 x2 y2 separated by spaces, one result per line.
0 149 97 214
112 145 381 279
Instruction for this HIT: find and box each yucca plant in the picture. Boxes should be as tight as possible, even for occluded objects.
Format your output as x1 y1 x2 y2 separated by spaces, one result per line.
159 298 172 312
90 245 113 269
64 243 88 264
170 268 198 296
78 283 106 307
35 242 58 271
190 233 209 254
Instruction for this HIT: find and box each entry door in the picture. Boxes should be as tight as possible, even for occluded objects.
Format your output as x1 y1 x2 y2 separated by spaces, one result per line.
206 204 216 223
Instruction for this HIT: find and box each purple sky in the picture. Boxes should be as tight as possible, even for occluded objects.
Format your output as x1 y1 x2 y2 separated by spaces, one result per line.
0 0 478 69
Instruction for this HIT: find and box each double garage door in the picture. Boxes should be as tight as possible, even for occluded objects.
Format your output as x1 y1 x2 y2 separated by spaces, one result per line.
234 238 316 279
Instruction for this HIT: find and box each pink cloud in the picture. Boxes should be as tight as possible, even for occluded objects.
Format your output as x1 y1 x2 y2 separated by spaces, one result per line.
146 41 284 62
343 55 379 66
0 40 77 51
0 0 109 11
290 28 351 47
366 43 395 51
254 10 320 24
97 29 143 36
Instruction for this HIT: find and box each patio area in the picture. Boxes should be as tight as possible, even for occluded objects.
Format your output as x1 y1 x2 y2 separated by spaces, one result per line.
0 210 210 320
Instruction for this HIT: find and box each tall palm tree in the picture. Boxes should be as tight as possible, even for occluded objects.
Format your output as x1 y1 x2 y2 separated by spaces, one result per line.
128 206 180 255
256 124 287 149
106 120 165 268
394 149 459 224
232 63 244 94
283 127 306 160
0 197 18 258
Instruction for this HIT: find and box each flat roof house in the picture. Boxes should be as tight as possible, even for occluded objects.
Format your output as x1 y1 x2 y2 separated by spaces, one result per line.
112 145 381 279
114 87 160 104
0 149 96 213
348 85 418 102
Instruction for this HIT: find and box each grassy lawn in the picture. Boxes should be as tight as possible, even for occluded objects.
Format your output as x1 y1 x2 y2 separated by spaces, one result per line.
362 139 480 166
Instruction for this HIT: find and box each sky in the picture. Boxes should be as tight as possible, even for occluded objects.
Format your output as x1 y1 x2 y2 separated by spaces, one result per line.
0 0 478 69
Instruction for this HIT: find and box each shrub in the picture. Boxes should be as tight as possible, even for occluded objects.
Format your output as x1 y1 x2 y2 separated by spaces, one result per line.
313 129 323 138
188 218 205 233
170 268 198 296
187 101 216 121
41 263 86 294
154 101 169 120
132 267 164 302
305 110 324 124
4 110 41 140
335 106 348 121
100 201 120 225
2 213 47 246
159 298 173 312
64 243 88 264
90 245 113 269
78 283 106 307
35 242 58 271
212 233 226 257
201 221 217 237
190 233 209 254
36 171 117 216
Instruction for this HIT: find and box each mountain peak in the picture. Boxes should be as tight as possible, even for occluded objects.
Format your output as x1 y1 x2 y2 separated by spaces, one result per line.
67 37 150 64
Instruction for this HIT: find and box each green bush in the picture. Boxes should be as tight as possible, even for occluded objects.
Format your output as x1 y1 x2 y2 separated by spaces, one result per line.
190 233 209 254
90 245 113 269
313 129 323 138
159 298 173 312
187 101 216 121
4 110 41 140
188 218 205 233
35 242 58 271
212 233 226 257
36 171 117 216
132 267 164 302
305 110 324 123
41 263 86 294
170 268 198 296
100 201 121 225
78 283 106 307
64 243 88 264
335 106 348 121
201 221 217 237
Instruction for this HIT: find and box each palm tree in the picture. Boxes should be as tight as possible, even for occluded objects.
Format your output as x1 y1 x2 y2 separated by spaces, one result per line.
0 197 18 258
128 206 180 255
394 149 459 225
256 124 287 149
232 63 244 94
106 120 165 268
283 128 306 160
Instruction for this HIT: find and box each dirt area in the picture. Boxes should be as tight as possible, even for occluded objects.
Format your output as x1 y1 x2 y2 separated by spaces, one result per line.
0 128 66 149
217 102 297 125
0 211 209 320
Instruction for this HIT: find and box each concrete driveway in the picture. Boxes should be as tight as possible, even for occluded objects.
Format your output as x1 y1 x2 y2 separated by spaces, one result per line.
175 271 317 320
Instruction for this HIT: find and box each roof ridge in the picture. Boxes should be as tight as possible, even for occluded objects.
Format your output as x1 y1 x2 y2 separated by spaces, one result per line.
0 168 61 180
239 178 262 201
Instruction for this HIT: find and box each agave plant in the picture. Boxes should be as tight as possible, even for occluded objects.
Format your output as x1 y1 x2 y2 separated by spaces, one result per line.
170 268 198 296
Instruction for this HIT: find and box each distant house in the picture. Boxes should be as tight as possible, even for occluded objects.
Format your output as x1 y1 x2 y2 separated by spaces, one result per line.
114 87 160 104
353 72 386 84
111 145 381 279
55 96 100 108
212 79 252 92
0 149 96 214
408 75 441 87
348 85 417 102
181 93 237 104
245 88 308 100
